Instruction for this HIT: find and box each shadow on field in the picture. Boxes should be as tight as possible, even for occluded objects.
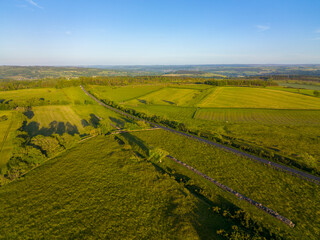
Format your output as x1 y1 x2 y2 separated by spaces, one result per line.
116 132 236 239
109 116 132 129
162 100 175 105
21 120 79 137
23 109 34 119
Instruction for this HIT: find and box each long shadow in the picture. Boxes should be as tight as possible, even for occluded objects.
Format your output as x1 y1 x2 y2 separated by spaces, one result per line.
89 114 100 128
162 100 175 105
109 116 131 129
0 99 5 104
21 120 79 137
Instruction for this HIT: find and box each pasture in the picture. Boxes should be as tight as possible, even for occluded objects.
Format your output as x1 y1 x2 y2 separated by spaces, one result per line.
131 129 320 239
197 87 320 109
0 136 230 239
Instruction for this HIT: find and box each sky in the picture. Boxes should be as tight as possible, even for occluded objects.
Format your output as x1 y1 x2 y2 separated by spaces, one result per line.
0 0 320 65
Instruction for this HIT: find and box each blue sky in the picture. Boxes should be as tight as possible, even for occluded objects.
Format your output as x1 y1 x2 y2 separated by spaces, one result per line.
0 0 320 65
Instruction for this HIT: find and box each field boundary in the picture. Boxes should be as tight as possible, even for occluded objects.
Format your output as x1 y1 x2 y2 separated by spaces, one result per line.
81 85 320 184
166 155 295 227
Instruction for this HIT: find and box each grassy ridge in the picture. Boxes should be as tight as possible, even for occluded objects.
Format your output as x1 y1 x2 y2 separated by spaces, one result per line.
0 136 230 239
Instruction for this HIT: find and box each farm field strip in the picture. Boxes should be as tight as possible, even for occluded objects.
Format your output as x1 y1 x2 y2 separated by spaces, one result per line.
87 85 163 102
197 87 320 109
194 108 320 125
81 85 320 184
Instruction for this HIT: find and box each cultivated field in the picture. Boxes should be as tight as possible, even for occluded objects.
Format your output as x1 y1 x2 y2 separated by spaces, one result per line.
197 87 320 109
194 108 320 125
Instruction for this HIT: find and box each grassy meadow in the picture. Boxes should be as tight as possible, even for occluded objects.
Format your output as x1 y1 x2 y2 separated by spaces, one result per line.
0 136 232 239
129 129 320 239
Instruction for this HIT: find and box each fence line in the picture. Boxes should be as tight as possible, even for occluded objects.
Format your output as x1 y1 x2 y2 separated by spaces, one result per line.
166 155 295 228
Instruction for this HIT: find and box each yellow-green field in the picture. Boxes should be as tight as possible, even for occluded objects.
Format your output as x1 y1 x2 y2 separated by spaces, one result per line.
87 85 163 102
31 106 85 132
127 87 200 106
197 87 320 109
194 108 320 125
0 88 69 104
0 111 22 168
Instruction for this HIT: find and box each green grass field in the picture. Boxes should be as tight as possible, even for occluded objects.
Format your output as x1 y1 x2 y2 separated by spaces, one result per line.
87 85 163 102
126 87 200 106
0 136 231 239
197 87 320 109
31 106 85 132
0 111 22 169
130 129 320 239
194 108 320 125
0 88 70 105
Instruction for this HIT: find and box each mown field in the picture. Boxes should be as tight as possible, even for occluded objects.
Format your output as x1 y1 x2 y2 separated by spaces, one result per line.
0 111 22 169
0 136 231 239
0 88 70 105
197 87 320 109
130 129 320 239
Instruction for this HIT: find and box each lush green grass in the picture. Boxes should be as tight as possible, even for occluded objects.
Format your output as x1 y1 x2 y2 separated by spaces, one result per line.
130 129 320 239
0 88 70 105
0 111 22 169
0 136 230 239
194 108 320 125
126 87 201 106
197 87 320 109
87 85 163 102
31 106 85 132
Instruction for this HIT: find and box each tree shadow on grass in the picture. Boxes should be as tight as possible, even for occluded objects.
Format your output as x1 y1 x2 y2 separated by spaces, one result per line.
23 109 34 119
109 116 133 129
21 120 79 137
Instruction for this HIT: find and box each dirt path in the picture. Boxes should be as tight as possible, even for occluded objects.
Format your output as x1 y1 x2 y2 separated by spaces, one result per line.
80 85 320 184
